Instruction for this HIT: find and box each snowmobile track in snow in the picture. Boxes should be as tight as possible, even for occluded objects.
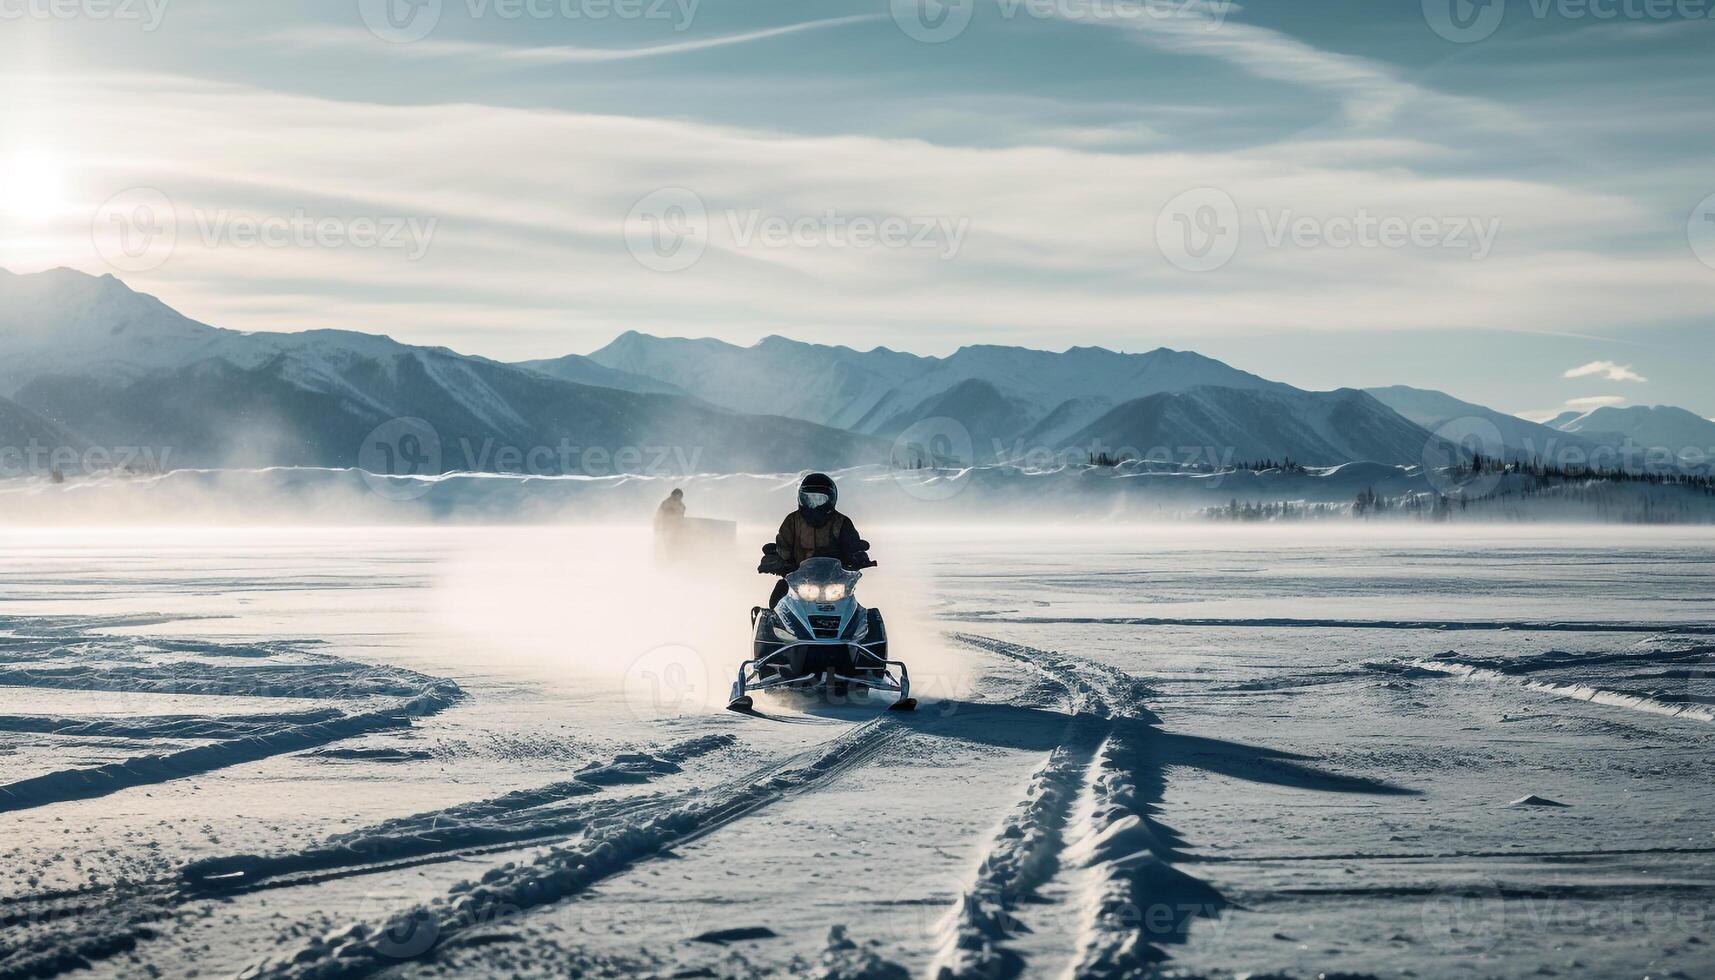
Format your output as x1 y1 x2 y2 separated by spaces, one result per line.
0 735 739 980
962 615 1715 635
928 721 1103 980
936 632 1224 979
179 734 737 894
0 614 466 814
947 631 1156 720
238 715 909 979
1368 643 1715 723
0 690 461 815
1405 657 1715 722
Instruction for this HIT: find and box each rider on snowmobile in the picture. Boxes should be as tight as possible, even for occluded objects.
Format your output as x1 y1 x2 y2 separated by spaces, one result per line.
760 473 872 606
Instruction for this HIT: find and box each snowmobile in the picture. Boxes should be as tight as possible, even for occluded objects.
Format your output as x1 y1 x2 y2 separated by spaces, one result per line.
729 554 915 712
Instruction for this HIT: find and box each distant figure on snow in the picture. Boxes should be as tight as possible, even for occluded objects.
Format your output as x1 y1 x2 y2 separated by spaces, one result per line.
654 488 687 562
656 487 686 529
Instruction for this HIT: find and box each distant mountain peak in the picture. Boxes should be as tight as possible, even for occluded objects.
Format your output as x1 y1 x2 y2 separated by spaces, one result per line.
1066 383 1435 466
1546 404 1715 453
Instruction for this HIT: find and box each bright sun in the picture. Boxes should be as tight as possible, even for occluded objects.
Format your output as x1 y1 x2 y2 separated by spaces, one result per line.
1 149 69 225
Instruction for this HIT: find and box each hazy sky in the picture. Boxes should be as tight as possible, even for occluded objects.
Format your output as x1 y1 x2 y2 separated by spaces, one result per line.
1 0 1711 418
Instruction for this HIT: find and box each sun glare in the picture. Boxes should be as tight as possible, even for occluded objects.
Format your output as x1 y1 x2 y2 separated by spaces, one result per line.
1 149 69 225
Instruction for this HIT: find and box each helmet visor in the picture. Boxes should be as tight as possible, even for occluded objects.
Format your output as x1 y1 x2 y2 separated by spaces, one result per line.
799 490 832 510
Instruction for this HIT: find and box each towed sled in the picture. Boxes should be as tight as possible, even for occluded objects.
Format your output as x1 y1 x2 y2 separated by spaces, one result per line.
729 556 914 712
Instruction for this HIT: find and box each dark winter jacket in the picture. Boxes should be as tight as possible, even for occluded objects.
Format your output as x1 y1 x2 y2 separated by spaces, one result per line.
654 494 685 530
772 509 868 571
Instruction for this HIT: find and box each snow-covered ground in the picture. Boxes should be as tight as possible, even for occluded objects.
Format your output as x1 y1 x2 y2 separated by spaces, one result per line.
1 525 1711 980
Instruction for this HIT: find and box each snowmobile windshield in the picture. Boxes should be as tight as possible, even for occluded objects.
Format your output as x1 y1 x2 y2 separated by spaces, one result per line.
786 557 860 601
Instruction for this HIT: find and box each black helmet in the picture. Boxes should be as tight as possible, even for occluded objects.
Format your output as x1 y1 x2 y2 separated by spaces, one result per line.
670 488 683 498
797 472 836 525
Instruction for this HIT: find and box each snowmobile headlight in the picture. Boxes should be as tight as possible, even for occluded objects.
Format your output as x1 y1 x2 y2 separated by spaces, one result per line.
792 584 822 601
821 583 847 601
772 622 799 642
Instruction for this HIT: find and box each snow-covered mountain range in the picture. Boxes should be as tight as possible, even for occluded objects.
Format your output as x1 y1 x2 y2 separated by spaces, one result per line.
1366 385 1604 459
569 330 1292 447
1544 404 1715 457
1067 386 1436 466
573 332 1437 464
0 268 882 472
3 267 1710 477
1370 385 1715 465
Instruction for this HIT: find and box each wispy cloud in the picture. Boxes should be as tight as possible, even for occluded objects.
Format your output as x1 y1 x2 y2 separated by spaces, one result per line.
1564 360 1647 382
270 15 881 64
1520 394 1631 422
1052 0 1513 129
1 71 1705 361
